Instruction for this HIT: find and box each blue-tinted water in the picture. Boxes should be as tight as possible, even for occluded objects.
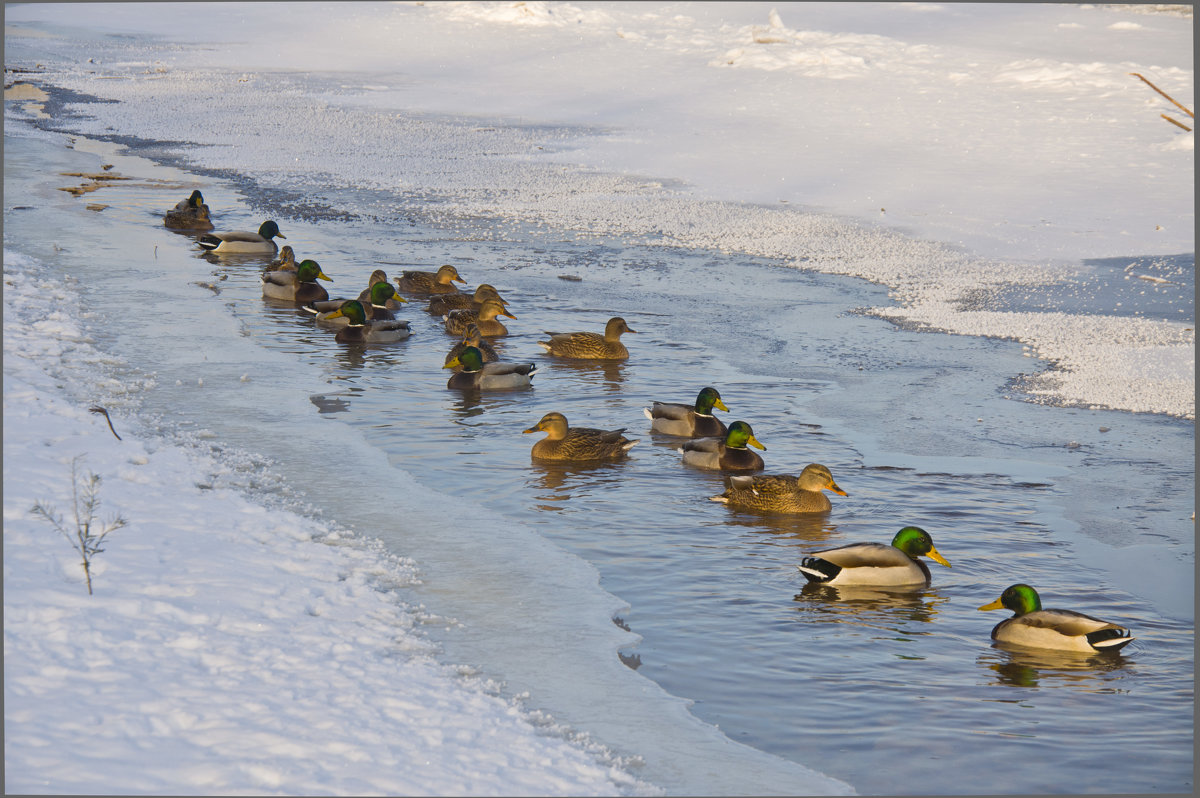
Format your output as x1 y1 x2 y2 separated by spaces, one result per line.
4 89 1193 796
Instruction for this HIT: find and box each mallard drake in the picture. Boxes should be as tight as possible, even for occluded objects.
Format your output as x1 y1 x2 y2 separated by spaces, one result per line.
198 220 285 253
445 323 499 369
163 189 213 230
524 411 638 461
306 283 402 326
394 264 466 294
266 245 297 272
798 526 949 587
711 463 846 514
645 386 729 437
444 346 536 390
261 259 332 303
680 420 765 471
428 283 505 315
538 317 635 360
445 298 515 337
355 270 408 310
978 584 1134 653
321 300 412 344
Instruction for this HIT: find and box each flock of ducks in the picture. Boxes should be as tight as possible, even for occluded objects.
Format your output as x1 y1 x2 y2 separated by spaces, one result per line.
165 191 1136 656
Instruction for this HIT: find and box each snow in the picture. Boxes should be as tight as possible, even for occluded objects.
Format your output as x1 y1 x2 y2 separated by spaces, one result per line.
2 249 654 795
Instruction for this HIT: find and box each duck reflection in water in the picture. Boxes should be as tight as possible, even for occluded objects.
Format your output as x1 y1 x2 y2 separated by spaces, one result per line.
539 357 628 393
977 646 1134 688
527 459 629 504
795 581 947 625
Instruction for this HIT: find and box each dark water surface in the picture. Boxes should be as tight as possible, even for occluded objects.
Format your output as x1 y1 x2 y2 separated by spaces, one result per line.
4 116 1192 795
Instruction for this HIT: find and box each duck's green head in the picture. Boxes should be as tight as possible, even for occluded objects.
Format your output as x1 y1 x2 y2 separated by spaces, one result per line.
891 526 950 567
188 189 205 208
444 346 484 372
328 299 367 326
368 281 406 306
258 220 286 240
296 260 332 283
979 583 1041 615
725 421 765 451
695 386 729 414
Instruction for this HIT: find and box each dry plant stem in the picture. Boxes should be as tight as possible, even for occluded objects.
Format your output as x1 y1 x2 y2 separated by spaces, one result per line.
1129 72 1195 118
1161 114 1192 132
89 405 122 440
29 455 127 595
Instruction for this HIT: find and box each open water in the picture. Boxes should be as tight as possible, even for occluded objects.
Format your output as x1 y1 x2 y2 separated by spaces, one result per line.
4 72 1194 795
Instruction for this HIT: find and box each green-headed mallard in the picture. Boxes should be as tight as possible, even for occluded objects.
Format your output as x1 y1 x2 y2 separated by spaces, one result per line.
444 346 536 391
978 584 1134 653
680 420 765 471
711 463 846 514
355 270 407 310
394 264 466 294
428 283 505 315
198 220 285 253
538 316 635 360
163 189 213 231
445 322 499 369
262 259 332 303
445 298 515 337
306 282 402 326
322 300 412 344
645 386 729 437
524 411 638 461
266 245 297 272
798 526 949 587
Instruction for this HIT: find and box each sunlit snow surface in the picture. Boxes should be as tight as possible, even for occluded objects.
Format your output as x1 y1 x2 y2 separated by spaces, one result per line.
5 0 1193 418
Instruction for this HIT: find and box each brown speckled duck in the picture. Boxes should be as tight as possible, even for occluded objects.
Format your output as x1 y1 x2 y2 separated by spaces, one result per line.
524 412 638 462
538 316 635 360
428 283 506 315
711 463 846 514
394 264 466 294
445 323 499 369
445 298 515 337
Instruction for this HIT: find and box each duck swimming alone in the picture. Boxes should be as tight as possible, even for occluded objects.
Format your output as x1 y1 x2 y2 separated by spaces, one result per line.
444 346 536 391
428 283 506 315
394 264 466 295
538 316 635 360
711 463 846 514
679 420 765 471
163 189 213 231
978 583 1134 653
524 411 639 462
798 526 950 587
645 386 729 437
261 259 332 304
445 298 515 337
321 300 412 344
199 220 285 254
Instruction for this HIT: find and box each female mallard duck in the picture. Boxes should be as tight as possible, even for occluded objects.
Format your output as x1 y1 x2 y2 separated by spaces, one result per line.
680 420 765 471
261 259 332 303
266 245 297 272
394 264 466 294
645 386 729 437
428 283 505 315
198 220 285 254
306 283 402 326
798 526 949 587
357 270 408 310
524 411 639 462
978 584 1134 653
445 298 515 337
444 346 536 391
445 323 499 369
321 300 412 344
163 189 213 230
711 463 846 514
538 316 635 360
